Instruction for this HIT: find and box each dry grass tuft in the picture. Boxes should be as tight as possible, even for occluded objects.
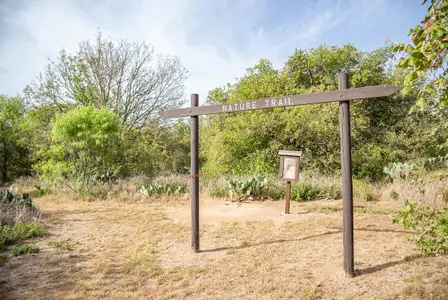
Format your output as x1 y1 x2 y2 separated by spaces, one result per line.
376 178 448 208
399 257 448 299
0 200 42 226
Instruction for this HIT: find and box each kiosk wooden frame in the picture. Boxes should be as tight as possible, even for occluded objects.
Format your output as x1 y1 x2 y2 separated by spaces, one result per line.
278 150 302 182
278 150 302 215
161 73 400 277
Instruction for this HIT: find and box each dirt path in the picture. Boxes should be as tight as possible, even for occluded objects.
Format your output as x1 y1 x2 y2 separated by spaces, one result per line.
0 196 447 299
166 199 333 225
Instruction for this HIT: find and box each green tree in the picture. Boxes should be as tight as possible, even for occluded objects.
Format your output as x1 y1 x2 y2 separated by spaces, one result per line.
202 44 438 180
395 0 447 109
26 103 75 168
0 96 30 182
36 106 119 193
120 119 190 177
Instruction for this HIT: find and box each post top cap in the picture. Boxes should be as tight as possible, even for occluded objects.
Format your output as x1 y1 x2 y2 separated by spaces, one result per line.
278 150 302 157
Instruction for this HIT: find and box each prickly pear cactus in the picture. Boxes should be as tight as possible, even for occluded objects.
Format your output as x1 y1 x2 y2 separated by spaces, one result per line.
0 189 13 203
0 185 34 207
14 193 34 208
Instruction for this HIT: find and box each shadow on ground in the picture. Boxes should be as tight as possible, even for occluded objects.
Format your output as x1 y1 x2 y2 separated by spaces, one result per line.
201 226 428 277
356 254 425 276
0 250 92 300
200 230 342 253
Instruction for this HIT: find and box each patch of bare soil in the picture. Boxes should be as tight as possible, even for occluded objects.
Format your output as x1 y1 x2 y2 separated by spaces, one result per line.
166 199 327 225
0 196 447 300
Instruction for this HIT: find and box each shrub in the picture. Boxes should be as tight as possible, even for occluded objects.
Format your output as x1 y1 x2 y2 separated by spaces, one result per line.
353 144 394 182
13 193 34 207
354 179 376 202
364 190 374 201
290 182 341 201
0 222 47 250
393 200 447 254
223 176 341 201
202 176 231 199
325 184 342 199
266 181 285 200
389 189 399 200
10 244 40 256
33 184 46 197
209 183 229 198
0 186 34 208
35 106 120 193
0 189 40 227
292 182 321 201
141 174 342 202
48 240 76 250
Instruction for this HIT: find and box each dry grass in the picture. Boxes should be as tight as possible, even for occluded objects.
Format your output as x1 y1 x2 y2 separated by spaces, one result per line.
0 179 43 226
0 189 446 300
398 258 448 300
353 177 448 209
0 201 43 226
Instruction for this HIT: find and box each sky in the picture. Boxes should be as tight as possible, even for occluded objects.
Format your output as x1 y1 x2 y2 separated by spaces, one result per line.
0 0 427 104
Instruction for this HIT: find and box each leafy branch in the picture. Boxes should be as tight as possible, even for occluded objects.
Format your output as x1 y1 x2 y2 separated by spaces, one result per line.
393 200 448 254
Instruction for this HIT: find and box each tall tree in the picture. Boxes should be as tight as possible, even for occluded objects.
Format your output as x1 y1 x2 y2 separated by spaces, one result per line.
25 31 188 130
0 95 30 182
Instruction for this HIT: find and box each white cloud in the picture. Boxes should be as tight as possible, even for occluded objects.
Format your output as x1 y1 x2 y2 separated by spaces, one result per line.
0 0 371 104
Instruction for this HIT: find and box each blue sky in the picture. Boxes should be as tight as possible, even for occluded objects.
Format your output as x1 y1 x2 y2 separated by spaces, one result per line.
0 0 427 102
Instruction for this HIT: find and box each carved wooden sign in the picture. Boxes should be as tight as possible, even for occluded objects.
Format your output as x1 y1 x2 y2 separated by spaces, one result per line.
161 85 400 118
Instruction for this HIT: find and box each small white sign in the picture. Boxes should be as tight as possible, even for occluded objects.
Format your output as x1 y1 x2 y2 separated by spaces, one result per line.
282 157 297 180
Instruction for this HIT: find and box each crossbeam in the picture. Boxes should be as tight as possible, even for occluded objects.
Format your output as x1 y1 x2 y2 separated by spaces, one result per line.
161 85 400 118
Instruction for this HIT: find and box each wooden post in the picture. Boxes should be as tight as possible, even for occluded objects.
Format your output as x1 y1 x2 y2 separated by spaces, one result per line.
285 181 291 214
338 73 355 277
191 94 200 252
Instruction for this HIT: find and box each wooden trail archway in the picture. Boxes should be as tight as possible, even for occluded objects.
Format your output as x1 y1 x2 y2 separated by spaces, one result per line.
161 73 400 277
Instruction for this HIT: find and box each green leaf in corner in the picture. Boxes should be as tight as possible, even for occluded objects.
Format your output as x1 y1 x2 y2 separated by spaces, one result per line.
401 85 413 95
416 96 428 108
405 71 418 84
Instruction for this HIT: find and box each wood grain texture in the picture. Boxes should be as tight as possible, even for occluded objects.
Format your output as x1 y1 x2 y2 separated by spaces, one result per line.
161 85 400 118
